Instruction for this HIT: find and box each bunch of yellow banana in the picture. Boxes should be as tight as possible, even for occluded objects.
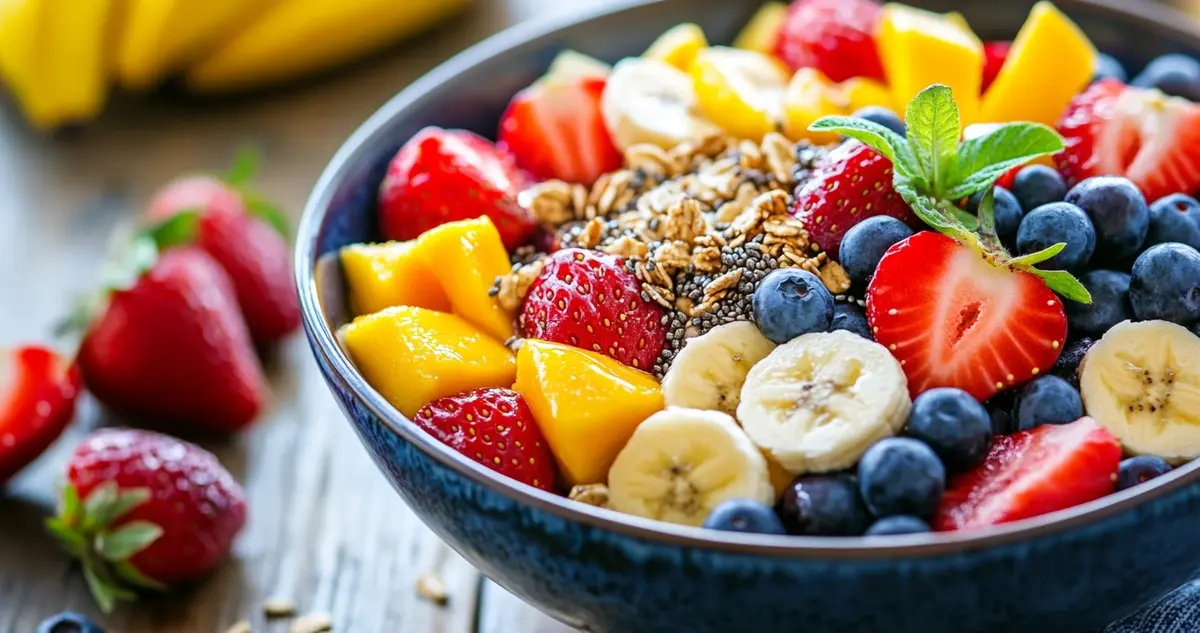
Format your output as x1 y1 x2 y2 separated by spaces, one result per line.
0 0 469 130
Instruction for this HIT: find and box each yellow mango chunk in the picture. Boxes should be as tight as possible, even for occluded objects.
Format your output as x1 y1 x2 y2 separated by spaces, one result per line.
415 217 515 342
692 47 790 141
341 306 516 418
783 69 847 144
834 77 897 114
733 2 787 55
978 2 1097 126
514 339 663 487
340 241 452 317
878 4 983 124
644 23 707 71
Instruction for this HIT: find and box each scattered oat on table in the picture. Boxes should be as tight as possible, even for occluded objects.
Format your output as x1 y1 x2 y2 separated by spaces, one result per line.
568 483 610 508
289 613 333 633
263 597 297 618
416 571 450 606
223 621 252 633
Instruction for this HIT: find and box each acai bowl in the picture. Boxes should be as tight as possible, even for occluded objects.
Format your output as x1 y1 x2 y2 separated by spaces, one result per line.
297 1 1200 631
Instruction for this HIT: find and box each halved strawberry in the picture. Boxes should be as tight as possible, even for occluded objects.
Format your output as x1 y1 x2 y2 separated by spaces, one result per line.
982 41 1010 92
498 75 622 186
935 417 1121 531
866 232 1068 402
1056 79 1200 203
0 346 80 482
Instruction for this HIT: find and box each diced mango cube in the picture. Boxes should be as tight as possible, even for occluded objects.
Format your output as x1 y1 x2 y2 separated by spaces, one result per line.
692 46 790 141
644 23 707 71
978 1 1097 126
514 339 663 487
783 68 847 144
878 4 983 124
340 306 516 418
733 3 788 55
340 241 452 317
415 216 515 342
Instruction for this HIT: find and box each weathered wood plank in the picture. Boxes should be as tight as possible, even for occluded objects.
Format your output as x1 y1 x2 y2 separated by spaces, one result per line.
476 581 577 633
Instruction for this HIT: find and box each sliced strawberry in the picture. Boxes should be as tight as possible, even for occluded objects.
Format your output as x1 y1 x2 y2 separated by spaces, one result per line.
935 417 1121 531
1056 79 1200 203
867 232 1068 402
415 388 559 492
792 140 921 260
520 248 666 372
379 128 534 249
982 41 1011 92
775 0 886 82
498 75 622 186
0 346 80 483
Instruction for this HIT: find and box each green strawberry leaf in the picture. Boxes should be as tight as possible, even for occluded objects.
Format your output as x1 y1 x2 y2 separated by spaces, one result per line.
1009 242 1066 267
904 84 961 196
1030 268 1094 304
82 563 120 614
945 122 1065 199
45 518 85 555
245 196 291 239
98 521 164 562
809 116 924 182
82 482 119 531
224 147 261 188
114 561 167 592
60 483 82 522
147 210 199 250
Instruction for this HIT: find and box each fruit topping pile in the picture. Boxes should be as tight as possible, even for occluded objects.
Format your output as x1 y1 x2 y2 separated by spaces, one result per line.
338 0 1200 537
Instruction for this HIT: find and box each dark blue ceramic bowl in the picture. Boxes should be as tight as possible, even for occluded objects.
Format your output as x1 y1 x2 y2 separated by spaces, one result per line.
298 2 1200 631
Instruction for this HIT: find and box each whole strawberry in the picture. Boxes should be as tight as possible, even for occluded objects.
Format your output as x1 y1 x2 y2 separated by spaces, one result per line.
146 165 300 346
792 140 921 260
0 346 80 483
46 428 247 612
415 388 559 492
520 248 666 372
76 246 268 433
379 127 534 249
776 0 886 83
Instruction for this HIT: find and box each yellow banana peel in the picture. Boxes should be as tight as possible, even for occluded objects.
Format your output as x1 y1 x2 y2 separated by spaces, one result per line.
186 0 471 94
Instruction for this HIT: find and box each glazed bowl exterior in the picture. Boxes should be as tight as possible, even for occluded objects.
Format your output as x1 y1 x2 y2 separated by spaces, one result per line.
298 2 1200 631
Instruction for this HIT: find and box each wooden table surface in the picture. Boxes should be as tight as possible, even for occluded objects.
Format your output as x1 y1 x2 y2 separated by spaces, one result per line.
0 1 605 631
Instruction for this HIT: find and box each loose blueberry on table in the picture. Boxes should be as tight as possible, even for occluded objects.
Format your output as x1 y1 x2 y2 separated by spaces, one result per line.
335 0 1200 537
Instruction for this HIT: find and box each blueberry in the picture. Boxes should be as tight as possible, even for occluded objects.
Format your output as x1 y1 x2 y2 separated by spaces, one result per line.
831 302 873 340
852 105 907 136
1011 165 1067 212
1050 337 1095 388
968 186 1024 249
1066 270 1134 336
1093 53 1128 83
905 388 992 472
1145 194 1200 251
864 515 931 536
778 473 871 536
1065 177 1150 261
703 498 787 534
1115 456 1173 491
36 613 105 633
752 269 835 344
1132 53 1200 101
1015 202 1096 270
1129 243 1200 326
1012 376 1083 431
839 216 914 287
857 438 945 519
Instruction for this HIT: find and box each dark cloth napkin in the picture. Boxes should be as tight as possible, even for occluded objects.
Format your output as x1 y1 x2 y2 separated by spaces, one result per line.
1104 581 1200 632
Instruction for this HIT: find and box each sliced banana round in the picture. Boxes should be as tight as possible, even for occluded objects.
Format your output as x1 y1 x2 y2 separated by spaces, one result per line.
661 321 776 418
1080 320 1200 463
737 330 911 475
600 57 721 151
607 408 774 526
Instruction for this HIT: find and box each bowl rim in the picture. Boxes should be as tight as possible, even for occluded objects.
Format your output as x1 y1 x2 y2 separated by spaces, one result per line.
298 0 1200 559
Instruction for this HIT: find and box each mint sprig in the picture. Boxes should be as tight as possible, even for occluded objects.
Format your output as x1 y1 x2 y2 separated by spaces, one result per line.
809 84 1091 304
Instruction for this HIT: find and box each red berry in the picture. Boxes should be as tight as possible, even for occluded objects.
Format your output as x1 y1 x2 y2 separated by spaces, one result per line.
0 346 80 483
866 232 1068 402
498 75 622 185
792 141 921 260
982 41 1011 92
49 428 247 611
1056 79 1200 203
935 417 1120 531
415 388 558 492
379 127 534 249
520 248 666 372
78 248 268 433
775 0 886 83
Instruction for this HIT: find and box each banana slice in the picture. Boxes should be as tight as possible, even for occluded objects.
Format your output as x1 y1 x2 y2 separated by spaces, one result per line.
1080 320 1200 463
547 50 610 82
738 330 911 475
600 57 721 150
607 408 774 526
661 321 776 417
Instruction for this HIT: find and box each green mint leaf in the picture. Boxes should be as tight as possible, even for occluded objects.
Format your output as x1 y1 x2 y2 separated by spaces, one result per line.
892 178 963 237
904 84 961 196
147 211 199 250
951 207 979 230
946 122 1065 199
245 196 291 239
1030 269 1093 304
224 147 261 187
98 521 164 562
809 116 923 181
975 186 997 241
1009 242 1066 267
